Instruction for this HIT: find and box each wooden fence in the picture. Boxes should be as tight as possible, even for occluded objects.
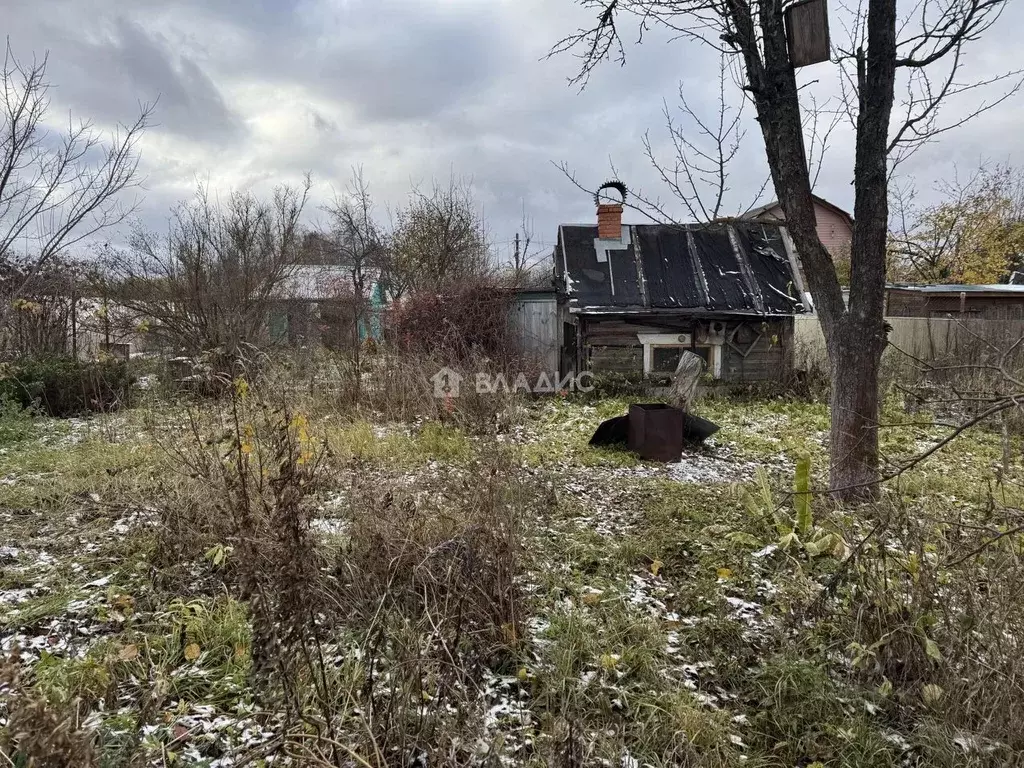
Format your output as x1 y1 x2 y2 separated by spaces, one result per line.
793 315 1024 373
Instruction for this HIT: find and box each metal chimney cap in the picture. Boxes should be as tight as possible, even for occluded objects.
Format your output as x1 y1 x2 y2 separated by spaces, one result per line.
595 180 627 206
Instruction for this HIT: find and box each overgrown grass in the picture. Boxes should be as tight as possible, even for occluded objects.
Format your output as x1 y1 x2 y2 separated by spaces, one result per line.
0 398 36 448
2 386 1023 766
326 418 473 464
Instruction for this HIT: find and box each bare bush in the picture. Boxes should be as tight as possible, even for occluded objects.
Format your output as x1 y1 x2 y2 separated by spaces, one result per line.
385 175 490 298
0 257 81 357
838 498 1024 755
151 378 356 761
889 313 1024 429
0 648 96 767
150 374 537 764
260 347 524 436
99 179 311 375
333 448 532 760
389 275 522 365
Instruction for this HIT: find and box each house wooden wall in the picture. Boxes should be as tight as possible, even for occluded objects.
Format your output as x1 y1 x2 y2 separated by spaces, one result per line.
886 289 1024 319
581 315 793 384
884 291 929 317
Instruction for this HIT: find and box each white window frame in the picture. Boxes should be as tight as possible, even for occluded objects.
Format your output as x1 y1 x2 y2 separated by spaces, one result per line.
637 332 722 379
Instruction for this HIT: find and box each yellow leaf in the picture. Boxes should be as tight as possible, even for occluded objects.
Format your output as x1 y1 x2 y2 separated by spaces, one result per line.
600 653 619 670
717 567 732 580
118 644 139 661
517 667 529 682
922 683 944 707
650 559 664 576
113 594 135 613
500 623 518 644
184 643 201 661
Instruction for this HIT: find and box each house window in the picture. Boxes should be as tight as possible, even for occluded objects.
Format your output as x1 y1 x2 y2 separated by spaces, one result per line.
637 333 721 378
651 345 683 373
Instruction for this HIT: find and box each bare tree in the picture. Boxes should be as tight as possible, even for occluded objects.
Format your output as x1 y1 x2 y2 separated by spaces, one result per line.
552 0 1018 499
642 54 767 221
508 203 549 287
386 175 490 297
558 54 836 226
100 178 311 373
0 40 152 300
320 168 386 391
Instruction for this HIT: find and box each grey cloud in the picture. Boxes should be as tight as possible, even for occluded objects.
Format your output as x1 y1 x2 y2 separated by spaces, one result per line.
5 0 1022 254
259 2 511 124
309 109 339 135
19 14 242 144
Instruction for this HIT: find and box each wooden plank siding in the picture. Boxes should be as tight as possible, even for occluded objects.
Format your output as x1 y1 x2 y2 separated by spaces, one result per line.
785 0 830 67
511 294 560 372
590 345 644 373
581 315 793 384
583 317 696 347
756 201 851 256
886 289 1024 319
720 335 789 382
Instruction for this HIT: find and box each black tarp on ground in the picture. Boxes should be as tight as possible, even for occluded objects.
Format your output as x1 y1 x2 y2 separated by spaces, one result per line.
588 412 721 449
558 221 805 315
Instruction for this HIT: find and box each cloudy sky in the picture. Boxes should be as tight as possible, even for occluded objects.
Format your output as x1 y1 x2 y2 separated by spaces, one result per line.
8 0 1023 263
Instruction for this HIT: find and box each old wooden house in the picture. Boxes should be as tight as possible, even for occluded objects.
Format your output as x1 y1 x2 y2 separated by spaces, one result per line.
885 283 1024 319
547 200 809 384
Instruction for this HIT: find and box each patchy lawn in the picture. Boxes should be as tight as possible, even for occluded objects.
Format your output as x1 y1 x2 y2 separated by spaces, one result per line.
2 392 1023 766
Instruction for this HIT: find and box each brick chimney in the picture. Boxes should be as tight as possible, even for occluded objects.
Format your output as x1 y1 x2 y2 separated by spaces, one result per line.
597 202 623 240
595 180 627 240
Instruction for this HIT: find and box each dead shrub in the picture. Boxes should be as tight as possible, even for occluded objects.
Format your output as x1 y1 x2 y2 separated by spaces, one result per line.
152 379 341 742
0 649 96 767
329 447 535 762
262 347 525 436
892 313 1024 427
342 454 526 657
149 376 538 764
388 275 522 366
836 499 1024 755
361 352 523 433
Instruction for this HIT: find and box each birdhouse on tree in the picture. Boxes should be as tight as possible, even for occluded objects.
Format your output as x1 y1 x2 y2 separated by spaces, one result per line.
785 0 830 67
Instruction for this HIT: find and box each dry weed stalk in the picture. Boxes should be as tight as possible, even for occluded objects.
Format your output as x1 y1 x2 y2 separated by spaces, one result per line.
0 648 96 767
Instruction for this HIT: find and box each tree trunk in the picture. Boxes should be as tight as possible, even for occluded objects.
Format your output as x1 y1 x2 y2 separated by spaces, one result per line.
829 319 883 499
724 0 897 501
829 0 898 501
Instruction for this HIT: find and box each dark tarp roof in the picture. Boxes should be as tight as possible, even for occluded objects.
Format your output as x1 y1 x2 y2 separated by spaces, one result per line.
557 222 805 315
